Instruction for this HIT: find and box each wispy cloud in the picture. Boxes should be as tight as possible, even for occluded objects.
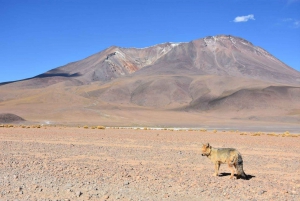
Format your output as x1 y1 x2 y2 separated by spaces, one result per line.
280 18 300 28
287 0 300 6
233 14 255 23
294 20 300 28
282 18 293 22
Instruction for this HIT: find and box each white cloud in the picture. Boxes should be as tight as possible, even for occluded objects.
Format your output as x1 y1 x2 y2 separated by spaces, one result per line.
233 14 255 23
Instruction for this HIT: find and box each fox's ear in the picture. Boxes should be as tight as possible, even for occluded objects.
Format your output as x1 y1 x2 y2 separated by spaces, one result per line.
206 143 210 147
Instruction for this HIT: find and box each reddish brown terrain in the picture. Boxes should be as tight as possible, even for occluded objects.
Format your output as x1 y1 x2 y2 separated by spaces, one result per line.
0 127 299 200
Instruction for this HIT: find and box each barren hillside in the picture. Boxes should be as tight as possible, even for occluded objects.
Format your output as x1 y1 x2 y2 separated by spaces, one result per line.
0 35 299 127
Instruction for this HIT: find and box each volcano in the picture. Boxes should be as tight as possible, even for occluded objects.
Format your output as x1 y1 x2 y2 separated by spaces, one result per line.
1 35 300 128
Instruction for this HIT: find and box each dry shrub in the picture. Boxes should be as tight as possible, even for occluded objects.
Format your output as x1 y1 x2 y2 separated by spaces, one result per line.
0 124 4 127
240 133 247 135
144 127 148 130
281 131 298 137
83 125 89 129
267 133 279 137
251 131 264 136
97 126 106 129
213 130 217 133
251 133 261 136
200 129 207 132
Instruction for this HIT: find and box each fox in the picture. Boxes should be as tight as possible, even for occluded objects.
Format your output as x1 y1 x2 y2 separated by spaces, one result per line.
201 143 248 180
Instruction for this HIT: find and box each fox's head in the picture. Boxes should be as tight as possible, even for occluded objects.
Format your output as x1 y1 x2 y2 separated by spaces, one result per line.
201 143 211 157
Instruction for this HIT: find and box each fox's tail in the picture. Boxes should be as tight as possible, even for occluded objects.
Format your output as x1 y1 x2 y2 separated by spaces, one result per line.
236 154 249 180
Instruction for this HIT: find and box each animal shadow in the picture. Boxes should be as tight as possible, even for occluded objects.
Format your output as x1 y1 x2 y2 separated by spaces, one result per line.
219 173 255 180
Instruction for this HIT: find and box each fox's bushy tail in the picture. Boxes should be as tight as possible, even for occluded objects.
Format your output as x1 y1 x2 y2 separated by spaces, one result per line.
236 154 249 180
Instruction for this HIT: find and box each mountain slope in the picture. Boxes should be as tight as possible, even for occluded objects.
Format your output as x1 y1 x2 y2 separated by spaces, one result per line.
4 35 299 88
0 35 299 127
135 35 300 84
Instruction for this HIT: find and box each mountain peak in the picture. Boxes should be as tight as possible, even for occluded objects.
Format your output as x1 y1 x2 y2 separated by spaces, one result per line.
8 35 299 87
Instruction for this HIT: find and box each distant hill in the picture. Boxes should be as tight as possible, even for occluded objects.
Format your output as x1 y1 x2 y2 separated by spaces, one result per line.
0 113 25 123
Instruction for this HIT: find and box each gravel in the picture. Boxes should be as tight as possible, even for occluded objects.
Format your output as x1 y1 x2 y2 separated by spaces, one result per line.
0 127 299 200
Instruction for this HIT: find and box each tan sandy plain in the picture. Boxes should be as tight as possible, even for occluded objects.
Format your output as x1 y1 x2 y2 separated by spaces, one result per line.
0 126 299 201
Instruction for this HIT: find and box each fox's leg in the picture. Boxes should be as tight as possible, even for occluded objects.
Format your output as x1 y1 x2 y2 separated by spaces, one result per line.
228 163 235 179
214 162 220 176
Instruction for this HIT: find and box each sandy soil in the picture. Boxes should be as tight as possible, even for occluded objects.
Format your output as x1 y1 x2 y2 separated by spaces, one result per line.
0 127 299 201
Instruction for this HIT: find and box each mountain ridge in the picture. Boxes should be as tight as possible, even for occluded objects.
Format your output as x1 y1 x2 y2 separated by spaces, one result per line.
2 35 299 86
0 35 299 126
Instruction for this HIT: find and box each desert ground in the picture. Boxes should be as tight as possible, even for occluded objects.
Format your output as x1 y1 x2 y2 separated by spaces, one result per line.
0 126 299 201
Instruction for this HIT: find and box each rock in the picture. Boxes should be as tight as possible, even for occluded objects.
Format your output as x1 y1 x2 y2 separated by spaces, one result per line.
76 191 82 197
101 194 109 200
291 190 297 195
124 181 130 185
65 183 73 188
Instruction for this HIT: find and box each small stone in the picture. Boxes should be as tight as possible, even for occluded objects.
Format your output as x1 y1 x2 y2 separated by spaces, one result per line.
101 195 109 200
258 190 266 195
76 191 82 197
124 181 129 185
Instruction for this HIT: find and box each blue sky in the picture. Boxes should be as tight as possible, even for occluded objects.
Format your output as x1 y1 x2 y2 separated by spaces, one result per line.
1 0 300 83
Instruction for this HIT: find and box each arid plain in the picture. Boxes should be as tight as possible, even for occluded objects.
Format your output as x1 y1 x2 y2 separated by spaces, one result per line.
0 126 299 201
